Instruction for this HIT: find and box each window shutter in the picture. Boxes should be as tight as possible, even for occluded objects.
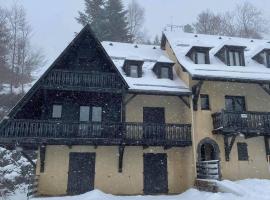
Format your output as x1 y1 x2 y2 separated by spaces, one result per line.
138 66 143 77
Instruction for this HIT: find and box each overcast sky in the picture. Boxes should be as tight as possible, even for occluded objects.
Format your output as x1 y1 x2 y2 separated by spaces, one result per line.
1 0 270 68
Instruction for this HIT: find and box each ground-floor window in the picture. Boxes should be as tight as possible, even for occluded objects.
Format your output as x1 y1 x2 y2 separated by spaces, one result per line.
237 142 249 161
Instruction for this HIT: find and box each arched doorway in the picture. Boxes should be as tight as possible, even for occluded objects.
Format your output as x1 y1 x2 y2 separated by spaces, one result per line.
197 138 220 161
197 138 221 180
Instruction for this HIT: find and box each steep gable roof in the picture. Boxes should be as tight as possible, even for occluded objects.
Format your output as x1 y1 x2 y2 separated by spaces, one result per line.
6 25 128 118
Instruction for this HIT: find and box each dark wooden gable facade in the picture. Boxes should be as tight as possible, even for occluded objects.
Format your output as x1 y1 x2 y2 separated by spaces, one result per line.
0 25 129 149
0 25 192 155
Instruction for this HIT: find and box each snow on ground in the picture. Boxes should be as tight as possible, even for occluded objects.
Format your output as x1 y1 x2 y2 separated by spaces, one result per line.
27 179 270 200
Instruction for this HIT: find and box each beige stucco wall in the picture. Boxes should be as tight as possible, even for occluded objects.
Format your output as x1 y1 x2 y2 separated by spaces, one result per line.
193 81 270 180
36 145 194 196
125 94 191 124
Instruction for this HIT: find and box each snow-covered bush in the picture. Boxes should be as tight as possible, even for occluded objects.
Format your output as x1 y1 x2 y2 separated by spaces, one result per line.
0 147 36 195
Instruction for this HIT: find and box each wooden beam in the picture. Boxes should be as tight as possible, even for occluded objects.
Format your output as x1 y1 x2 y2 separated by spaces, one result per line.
118 145 125 173
264 136 270 157
40 145 46 173
124 94 137 106
178 96 190 108
192 81 204 111
259 84 270 96
224 135 237 161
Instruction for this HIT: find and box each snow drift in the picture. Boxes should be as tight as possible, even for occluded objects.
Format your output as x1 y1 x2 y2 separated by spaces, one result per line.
26 179 270 200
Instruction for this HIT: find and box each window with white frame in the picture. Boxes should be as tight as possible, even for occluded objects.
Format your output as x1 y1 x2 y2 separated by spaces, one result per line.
52 105 62 118
228 50 242 66
80 106 90 122
92 107 102 122
160 67 169 79
130 65 139 78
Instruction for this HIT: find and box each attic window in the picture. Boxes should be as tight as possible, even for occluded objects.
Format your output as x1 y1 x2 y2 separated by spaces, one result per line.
161 67 169 79
130 65 139 78
256 50 270 68
153 63 174 80
123 60 143 78
216 46 245 66
194 52 207 64
228 50 244 66
187 47 210 64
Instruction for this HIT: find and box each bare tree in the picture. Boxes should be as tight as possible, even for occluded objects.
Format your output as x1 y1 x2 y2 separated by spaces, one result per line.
193 10 224 35
235 2 268 39
0 7 12 87
7 3 45 93
127 0 145 42
193 2 269 39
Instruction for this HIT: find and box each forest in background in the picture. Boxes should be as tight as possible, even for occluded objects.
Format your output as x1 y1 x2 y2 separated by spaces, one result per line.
0 0 269 198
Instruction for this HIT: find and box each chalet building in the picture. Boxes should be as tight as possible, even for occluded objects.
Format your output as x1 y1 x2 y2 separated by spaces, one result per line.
162 31 270 182
0 25 270 197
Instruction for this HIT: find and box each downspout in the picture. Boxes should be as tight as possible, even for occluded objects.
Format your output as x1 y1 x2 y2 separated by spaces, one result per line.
190 94 198 181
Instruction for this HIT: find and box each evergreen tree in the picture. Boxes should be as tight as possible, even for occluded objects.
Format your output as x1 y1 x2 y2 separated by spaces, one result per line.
183 24 194 33
76 0 109 41
153 35 160 45
105 0 130 42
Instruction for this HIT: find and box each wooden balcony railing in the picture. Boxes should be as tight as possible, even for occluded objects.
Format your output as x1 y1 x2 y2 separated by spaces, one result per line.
0 120 192 147
196 160 221 180
42 70 124 91
212 110 270 136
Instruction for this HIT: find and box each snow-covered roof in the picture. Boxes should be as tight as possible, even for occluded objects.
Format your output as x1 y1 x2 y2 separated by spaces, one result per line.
102 41 191 95
164 30 270 83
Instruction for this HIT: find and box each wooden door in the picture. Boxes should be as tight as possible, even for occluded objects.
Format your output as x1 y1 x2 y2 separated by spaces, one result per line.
67 153 95 195
143 153 168 194
143 107 165 139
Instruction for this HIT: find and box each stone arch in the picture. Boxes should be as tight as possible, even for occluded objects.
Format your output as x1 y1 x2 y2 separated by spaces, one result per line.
197 137 220 161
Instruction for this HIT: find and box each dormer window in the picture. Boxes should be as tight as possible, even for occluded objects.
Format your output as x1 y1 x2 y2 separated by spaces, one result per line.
123 60 144 78
160 66 169 79
130 65 139 78
194 52 207 64
215 45 246 66
153 62 174 80
186 46 211 64
228 50 241 66
253 49 270 68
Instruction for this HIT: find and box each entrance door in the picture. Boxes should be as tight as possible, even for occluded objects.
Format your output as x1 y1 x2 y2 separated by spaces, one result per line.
144 153 168 194
143 107 165 139
201 143 216 161
67 153 96 195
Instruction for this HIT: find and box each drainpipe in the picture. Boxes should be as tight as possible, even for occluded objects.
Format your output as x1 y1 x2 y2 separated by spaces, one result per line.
190 95 198 181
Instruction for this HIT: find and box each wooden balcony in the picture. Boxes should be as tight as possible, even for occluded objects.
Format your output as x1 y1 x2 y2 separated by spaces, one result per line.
212 110 270 137
0 120 192 147
42 70 124 92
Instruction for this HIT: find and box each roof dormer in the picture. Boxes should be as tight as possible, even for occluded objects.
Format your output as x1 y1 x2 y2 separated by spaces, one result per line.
215 45 246 66
123 59 144 78
153 62 174 80
186 46 212 64
252 49 270 68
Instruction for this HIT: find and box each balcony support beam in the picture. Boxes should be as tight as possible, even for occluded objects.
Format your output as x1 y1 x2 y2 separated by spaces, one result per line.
224 134 237 161
124 94 137 106
178 96 190 108
118 145 125 173
192 81 204 111
259 84 270 96
40 145 46 173
264 136 270 157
